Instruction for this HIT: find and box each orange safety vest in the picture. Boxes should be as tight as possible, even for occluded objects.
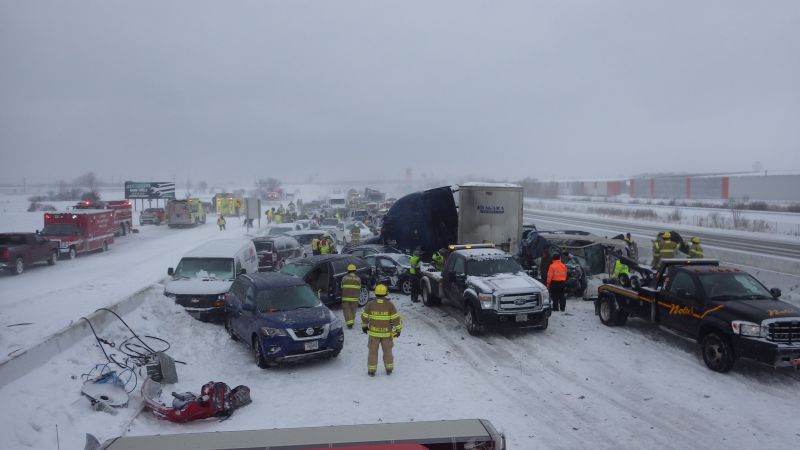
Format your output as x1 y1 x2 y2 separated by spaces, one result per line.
546 260 568 288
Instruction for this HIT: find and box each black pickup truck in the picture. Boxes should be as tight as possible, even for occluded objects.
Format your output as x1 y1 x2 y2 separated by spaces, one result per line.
421 244 552 335
595 258 800 372
0 232 60 275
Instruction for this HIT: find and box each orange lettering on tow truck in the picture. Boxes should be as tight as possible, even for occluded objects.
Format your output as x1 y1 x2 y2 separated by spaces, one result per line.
767 309 797 317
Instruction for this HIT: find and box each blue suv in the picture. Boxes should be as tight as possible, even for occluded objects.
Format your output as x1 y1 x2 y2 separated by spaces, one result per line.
224 272 344 368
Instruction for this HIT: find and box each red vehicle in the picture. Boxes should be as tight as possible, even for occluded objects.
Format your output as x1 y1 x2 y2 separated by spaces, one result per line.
0 233 60 275
41 211 115 259
74 200 134 236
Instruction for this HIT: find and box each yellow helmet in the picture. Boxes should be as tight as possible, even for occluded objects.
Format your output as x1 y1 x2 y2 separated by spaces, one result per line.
347 264 357 272
374 284 388 297
691 236 700 244
662 231 671 240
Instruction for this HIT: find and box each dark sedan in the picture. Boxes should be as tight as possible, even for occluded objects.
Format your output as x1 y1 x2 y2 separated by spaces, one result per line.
364 253 414 295
342 244 403 258
224 272 344 368
281 254 374 306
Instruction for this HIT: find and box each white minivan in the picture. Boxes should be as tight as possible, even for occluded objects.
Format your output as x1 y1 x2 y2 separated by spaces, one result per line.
164 239 258 321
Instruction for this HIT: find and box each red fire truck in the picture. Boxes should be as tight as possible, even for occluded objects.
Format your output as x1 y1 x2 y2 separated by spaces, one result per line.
73 200 134 236
41 210 115 259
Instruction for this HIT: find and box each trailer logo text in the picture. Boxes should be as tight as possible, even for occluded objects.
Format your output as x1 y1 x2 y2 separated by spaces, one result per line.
477 205 504 214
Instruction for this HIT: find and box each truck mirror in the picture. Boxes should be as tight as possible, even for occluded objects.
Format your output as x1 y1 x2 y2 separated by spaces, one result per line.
455 273 466 283
770 288 782 298
167 267 174 276
238 268 247 275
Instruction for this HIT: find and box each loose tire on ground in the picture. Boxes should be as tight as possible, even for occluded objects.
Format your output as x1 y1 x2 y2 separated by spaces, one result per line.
701 332 736 373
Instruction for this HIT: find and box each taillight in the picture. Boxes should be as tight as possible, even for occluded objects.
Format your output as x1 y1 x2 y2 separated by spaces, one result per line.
1 249 10 259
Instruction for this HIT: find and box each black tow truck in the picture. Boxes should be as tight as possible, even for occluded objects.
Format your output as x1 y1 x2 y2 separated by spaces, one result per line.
595 257 800 372
420 244 552 335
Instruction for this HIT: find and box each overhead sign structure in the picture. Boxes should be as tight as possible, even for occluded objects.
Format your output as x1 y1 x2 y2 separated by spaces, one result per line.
124 181 176 199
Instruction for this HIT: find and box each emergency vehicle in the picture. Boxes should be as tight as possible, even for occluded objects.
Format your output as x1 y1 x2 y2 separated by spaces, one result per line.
73 200 134 236
166 199 206 228
41 210 115 259
215 194 243 216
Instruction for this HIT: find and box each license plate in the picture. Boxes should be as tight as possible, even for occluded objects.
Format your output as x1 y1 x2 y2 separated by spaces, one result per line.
304 340 319 351
515 314 528 322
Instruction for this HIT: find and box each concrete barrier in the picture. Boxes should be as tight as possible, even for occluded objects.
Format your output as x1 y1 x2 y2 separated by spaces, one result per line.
0 284 159 389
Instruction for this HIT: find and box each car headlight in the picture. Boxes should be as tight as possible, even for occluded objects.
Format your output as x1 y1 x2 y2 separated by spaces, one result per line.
731 320 762 337
478 293 493 309
261 327 288 337
328 310 343 329
540 290 551 306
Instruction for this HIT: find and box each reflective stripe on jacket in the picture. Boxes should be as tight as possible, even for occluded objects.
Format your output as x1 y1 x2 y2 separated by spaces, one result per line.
341 273 361 302
658 240 677 258
546 260 567 288
311 238 320 251
361 298 402 338
688 244 704 258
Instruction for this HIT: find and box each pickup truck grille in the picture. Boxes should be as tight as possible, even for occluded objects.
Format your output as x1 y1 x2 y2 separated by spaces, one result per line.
498 293 540 311
766 320 800 344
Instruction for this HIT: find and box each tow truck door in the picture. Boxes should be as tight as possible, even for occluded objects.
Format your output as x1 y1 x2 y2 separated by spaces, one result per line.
443 254 467 306
662 270 703 335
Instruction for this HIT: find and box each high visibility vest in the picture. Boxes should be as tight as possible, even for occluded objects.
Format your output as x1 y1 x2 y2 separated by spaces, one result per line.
320 240 330 254
658 240 677 258
546 260 568 288
431 252 444 271
351 228 360 243
361 298 402 338
612 259 630 278
688 243 704 258
341 273 361 302
217 217 226 225
311 238 320 251
409 255 420 275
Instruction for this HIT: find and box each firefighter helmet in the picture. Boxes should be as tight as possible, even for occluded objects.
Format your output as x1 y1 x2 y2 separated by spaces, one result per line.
347 264 357 272
662 231 672 240
374 284 388 297
691 236 701 244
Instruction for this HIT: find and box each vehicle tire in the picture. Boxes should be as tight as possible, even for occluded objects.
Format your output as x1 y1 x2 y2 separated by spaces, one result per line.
401 279 413 296
536 318 549 330
12 257 24 275
615 310 629 326
701 332 736 373
68 247 77 260
465 303 481 336
253 337 269 369
47 250 58 266
225 318 239 341
421 283 440 307
358 286 370 307
598 296 619 327
101 241 108 252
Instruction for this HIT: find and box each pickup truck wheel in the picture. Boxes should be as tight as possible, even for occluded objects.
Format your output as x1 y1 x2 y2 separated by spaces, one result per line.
12 257 24 275
68 247 77 260
615 310 629 326
465 304 481 336
47 250 58 266
358 286 370 307
598 296 619 326
702 332 735 373
401 279 413 296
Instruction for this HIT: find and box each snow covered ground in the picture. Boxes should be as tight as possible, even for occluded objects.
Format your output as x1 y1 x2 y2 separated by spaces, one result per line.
2 287 799 450
2 189 800 450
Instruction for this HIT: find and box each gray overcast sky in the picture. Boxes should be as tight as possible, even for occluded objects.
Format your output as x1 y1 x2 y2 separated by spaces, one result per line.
1 0 799 185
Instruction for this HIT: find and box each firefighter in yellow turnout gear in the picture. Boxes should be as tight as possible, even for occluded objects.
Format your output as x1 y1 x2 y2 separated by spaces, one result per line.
362 284 402 376
340 264 361 328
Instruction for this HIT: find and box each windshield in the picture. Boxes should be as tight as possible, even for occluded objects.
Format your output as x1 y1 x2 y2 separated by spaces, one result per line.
266 226 292 236
321 218 339 226
390 254 411 267
256 285 320 313
41 224 81 236
254 241 274 253
466 258 524 277
330 199 346 205
174 257 234 280
281 262 313 278
698 272 774 300
292 234 322 245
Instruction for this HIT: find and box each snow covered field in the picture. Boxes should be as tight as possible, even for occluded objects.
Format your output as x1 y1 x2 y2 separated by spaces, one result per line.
1 190 799 450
